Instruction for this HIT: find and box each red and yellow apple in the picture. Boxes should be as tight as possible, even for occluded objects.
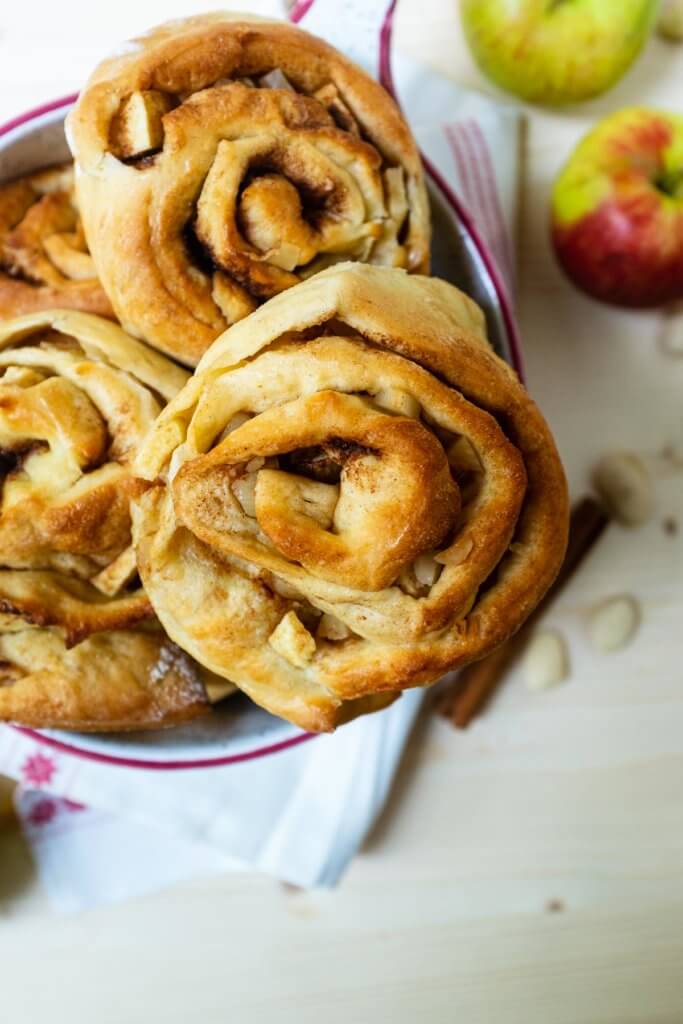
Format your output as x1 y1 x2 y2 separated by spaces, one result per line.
460 0 658 105
551 108 683 307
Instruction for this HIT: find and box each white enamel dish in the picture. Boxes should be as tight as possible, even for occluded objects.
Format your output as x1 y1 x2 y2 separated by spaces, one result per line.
0 97 520 769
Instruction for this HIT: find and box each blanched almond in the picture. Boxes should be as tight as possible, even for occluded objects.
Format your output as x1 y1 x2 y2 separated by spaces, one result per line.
523 630 569 691
588 595 640 653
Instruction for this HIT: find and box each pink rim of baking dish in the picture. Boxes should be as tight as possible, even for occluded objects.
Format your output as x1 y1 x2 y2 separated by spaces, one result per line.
1 4 523 768
10 724 316 770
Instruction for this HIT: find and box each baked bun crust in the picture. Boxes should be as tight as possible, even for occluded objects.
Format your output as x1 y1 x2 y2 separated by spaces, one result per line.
67 13 430 365
0 164 112 318
133 264 569 732
0 309 219 730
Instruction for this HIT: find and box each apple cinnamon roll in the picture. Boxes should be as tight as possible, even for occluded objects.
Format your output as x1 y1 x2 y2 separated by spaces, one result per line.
67 13 430 366
133 264 569 732
0 164 112 318
0 308 221 730
0 627 222 732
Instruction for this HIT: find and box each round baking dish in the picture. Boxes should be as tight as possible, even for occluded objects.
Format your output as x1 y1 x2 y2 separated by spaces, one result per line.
0 96 520 768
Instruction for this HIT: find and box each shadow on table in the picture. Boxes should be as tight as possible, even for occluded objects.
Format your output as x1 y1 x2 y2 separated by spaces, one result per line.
362 697 435 853
0 821 35 910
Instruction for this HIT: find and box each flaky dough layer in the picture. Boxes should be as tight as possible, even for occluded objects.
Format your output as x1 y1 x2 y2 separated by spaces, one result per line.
0 309 220 730
67 13 431 365
0 164 112 319
133 264 569 732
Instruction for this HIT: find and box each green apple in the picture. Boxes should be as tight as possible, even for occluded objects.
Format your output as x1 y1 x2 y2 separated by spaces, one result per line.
460 0 658 105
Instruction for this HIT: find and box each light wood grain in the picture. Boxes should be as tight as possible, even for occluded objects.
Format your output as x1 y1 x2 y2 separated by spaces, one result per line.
1 3 683 1022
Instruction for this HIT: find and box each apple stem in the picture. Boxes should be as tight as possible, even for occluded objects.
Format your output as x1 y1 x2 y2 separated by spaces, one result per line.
655 169 683 199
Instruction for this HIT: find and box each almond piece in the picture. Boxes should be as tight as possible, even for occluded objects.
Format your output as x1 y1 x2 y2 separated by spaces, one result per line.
523 630 569 692
588 595 640 653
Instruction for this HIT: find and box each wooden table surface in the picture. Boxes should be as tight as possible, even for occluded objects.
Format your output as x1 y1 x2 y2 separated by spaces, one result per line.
2 3 683 1021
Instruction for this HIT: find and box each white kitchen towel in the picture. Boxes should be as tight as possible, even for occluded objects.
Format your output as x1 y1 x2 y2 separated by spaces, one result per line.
0 0 519 911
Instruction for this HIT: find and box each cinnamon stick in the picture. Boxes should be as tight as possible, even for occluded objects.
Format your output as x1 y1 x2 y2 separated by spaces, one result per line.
0 775 15 828
437 496 609 729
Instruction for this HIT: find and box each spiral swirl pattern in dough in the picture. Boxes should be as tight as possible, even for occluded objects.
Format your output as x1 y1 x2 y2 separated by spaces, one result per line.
0 164 112 318
133 264 569 732
67 13 431 365
0 309 220 730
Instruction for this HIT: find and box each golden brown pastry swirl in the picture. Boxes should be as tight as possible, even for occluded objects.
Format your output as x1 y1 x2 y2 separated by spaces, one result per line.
0 628 215 732
67 13 430 365
133 264 569 732
0 309 218 731
0 164 112 318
